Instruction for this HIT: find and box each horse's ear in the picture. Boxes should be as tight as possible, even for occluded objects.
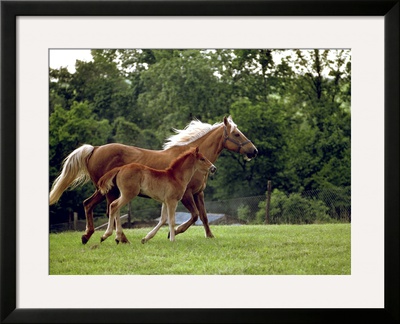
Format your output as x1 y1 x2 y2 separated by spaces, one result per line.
224 115 233 125
195 146 199 154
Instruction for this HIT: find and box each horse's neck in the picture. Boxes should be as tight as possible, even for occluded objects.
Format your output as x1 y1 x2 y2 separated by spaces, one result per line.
191 125 224 163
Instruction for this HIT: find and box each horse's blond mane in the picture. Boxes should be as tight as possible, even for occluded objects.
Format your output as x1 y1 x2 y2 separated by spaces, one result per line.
163 117 236 150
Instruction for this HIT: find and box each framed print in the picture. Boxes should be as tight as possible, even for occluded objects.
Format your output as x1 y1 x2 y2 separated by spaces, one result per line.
1 1 399 323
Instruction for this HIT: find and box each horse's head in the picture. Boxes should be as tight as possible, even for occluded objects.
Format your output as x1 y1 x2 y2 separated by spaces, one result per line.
193 147 217 175
222 116 258 161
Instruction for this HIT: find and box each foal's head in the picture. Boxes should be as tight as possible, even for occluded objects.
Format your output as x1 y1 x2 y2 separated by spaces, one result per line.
170 147 216 175
192 147 217 175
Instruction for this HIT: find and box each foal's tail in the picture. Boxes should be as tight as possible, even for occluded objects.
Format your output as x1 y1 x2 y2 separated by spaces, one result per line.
97 168 120 196
49 144 94 205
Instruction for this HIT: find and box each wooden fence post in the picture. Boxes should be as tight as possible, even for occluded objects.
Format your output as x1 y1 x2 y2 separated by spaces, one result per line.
265 180 272 224
68 211 72 230
73 212 78 231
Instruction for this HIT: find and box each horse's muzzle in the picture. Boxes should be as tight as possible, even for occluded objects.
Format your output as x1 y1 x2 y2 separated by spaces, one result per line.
209 165 217 174
245 148 258 161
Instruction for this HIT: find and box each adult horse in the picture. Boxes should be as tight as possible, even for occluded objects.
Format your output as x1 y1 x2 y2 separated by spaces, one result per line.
49 115 258 244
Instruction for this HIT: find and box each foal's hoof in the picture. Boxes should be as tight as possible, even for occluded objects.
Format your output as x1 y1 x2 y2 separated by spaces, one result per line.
168 231 178 239
100 237 106 243
115 239 120 245
141 238 147 244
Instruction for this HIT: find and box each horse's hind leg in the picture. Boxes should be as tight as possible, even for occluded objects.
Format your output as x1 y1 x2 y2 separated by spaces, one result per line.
111 196 131 244
142 203 167 243
82 190 105 244
173 191 214 238
100 199 117 242
106 190 130 244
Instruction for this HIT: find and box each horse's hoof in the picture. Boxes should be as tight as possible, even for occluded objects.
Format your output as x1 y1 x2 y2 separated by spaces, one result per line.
115 239 120 245
120 237 130 244
82 236 89 245
141 238 147 244
120 233 129 241
167 232 170 239
100 237 105 243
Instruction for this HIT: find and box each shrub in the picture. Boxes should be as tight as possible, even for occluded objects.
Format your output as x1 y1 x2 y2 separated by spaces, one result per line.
256 189 331 224
237 204 251 223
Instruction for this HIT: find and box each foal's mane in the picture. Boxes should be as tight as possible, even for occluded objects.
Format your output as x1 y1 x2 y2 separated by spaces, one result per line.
163 119 223 150
166 147 197 172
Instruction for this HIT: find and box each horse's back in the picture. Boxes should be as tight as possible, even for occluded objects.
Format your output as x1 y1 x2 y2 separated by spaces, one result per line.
87 143 165 182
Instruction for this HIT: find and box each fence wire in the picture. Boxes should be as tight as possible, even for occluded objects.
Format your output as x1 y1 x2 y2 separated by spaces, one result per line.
50 187 351 232
196 187 351 224
140 187 351 224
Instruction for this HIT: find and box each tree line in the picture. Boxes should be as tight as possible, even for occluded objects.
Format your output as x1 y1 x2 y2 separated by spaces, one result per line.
50 49 351 223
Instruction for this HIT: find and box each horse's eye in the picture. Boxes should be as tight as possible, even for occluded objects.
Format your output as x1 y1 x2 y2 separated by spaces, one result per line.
234 133 240 137
200 158 205 161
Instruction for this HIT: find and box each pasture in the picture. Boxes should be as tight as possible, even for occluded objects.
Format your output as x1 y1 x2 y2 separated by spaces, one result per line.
49 224 350 275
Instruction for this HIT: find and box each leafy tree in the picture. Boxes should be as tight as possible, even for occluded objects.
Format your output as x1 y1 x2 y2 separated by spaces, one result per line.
276 49 351 192
137 50 230 142
72 58 131 121
49 67 75 113
49 49 351 223
112 117 141 145
49 101 112 221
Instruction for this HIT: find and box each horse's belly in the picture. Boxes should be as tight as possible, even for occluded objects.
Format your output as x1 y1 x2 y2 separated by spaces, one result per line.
139 187 164 203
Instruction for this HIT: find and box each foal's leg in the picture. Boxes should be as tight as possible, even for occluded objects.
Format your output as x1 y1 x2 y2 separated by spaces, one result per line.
141 203 168 244
106 190 130 244
112 196 131 245
173 191 199 237
166 200 178 242
82 190 105 244
194 191 214 238
100 200 118 242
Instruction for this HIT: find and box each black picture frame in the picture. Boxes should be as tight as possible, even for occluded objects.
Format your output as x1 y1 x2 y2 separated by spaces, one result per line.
1 1 398 323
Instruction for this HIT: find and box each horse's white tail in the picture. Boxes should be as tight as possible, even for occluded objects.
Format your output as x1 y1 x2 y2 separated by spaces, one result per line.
49 144 95 205
97 168 120 195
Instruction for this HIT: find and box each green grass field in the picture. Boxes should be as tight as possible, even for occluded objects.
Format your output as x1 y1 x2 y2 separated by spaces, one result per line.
49 224 350 275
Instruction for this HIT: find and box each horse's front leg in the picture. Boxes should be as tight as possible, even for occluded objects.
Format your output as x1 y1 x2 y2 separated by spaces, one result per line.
173 191 199 237
142 203 167 243
194 191 214 238
166 200 178 242
82 190 105 244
